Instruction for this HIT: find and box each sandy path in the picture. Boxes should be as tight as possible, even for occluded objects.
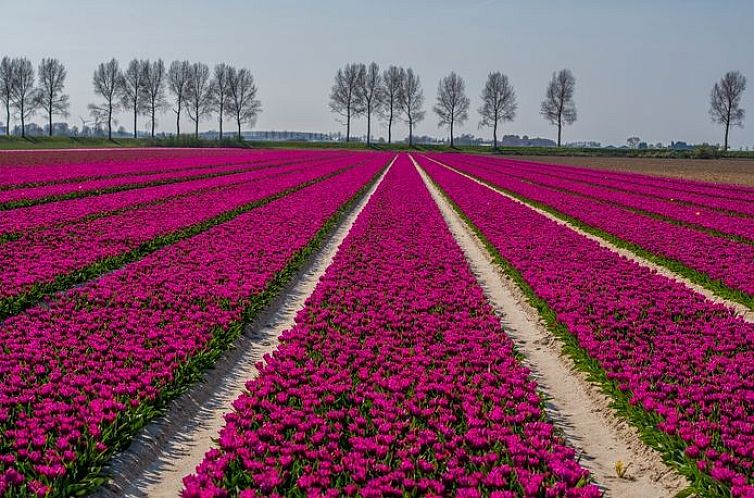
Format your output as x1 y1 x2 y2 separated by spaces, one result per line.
95 157 395 498
422 155 754 322
412 155 687 497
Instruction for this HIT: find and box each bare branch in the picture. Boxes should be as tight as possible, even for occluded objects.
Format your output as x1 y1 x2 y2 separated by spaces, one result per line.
10 57 37 138
168 60 191 136
210 63 231 140
398 67 424 146
329 63 365 142
478 72 516 148
143 59 167 138
119 58 148 138
355 62 384 145
185 62 212 138
0 57 15 136
540 69 576 147
710 70 746 151
91 58 122 140
381 65 404 144
225 67 261 140
433 71 470 147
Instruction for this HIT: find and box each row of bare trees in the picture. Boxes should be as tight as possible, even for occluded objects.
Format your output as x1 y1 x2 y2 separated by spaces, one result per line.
90 59 261 140
329 63 425 145
710 71 747 152
329 63 579 147
0 57 70 137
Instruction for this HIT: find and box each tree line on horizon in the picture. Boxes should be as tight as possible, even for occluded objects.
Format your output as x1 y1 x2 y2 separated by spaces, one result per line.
0 56 748 151
330 63 748 151
329 62 575 148
0 57 261 141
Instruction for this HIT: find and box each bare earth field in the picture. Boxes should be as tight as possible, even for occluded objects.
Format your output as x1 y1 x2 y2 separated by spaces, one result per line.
507 155 754 186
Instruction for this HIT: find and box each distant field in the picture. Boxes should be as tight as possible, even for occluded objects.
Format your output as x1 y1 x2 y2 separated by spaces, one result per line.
509 155 754 186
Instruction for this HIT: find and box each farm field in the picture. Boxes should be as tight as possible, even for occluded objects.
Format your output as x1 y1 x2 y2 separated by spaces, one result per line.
0 148 752 497
506 155 754 187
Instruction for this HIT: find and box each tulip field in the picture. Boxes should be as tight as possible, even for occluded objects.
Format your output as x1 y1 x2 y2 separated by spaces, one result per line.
0 148 752 497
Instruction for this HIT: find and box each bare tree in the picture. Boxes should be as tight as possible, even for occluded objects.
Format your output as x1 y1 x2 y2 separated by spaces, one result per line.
433 71 470 148
185 62 212 138
225 67 261 140
90 58 122 140
329 63 365 142
626 136 641 149
168 60 191 137
10 57 37 138
382 65 403 144
710 70 747 152
355 62 384 145
211 63 231 140
0 57 14 136
540 69 577 147
35 58 70 137
478 72 517 149
119 59 148 138
142 59 166 138
399 67 425 146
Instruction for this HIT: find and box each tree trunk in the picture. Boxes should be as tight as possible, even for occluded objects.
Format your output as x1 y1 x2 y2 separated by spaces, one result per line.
133 104 138 139
366 109 371 145
176 106 181 137
409 121 413 146
195 118 199 138
557 122 562 147
108 106 112 140
219 107 223 140
724 122 730 152
346 113 351 143
5 106 9 136
151 104 156 138
450 119 454 148
237 116 242 140
387 111 392 144
493 120 498 149
49 108 53 137
20 101 25 138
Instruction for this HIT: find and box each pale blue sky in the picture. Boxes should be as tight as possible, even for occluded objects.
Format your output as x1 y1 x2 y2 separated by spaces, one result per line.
2 0 753 146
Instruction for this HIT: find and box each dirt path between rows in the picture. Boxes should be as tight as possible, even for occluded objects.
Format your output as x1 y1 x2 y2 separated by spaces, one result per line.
94 157 395 498
412 156 687 497
423 155 754 323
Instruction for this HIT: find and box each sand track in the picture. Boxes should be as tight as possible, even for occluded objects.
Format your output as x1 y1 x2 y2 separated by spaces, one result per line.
94 157 395 498
412 155 687 497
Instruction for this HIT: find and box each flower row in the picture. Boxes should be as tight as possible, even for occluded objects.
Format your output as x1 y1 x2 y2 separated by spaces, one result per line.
183 157 599 498
0 148 298 188
0 150 338 207
451 154 754 238
0 157 354 302
0 154 386 496
430 154 754 298
503 156 754 208
0 152 342 236
419 157 754 496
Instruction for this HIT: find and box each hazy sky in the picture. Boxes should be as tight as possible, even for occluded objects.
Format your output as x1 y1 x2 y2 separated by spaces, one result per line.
2 0 753 147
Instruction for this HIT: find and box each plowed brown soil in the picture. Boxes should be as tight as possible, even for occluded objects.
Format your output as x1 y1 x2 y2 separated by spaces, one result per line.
505 156 754 186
